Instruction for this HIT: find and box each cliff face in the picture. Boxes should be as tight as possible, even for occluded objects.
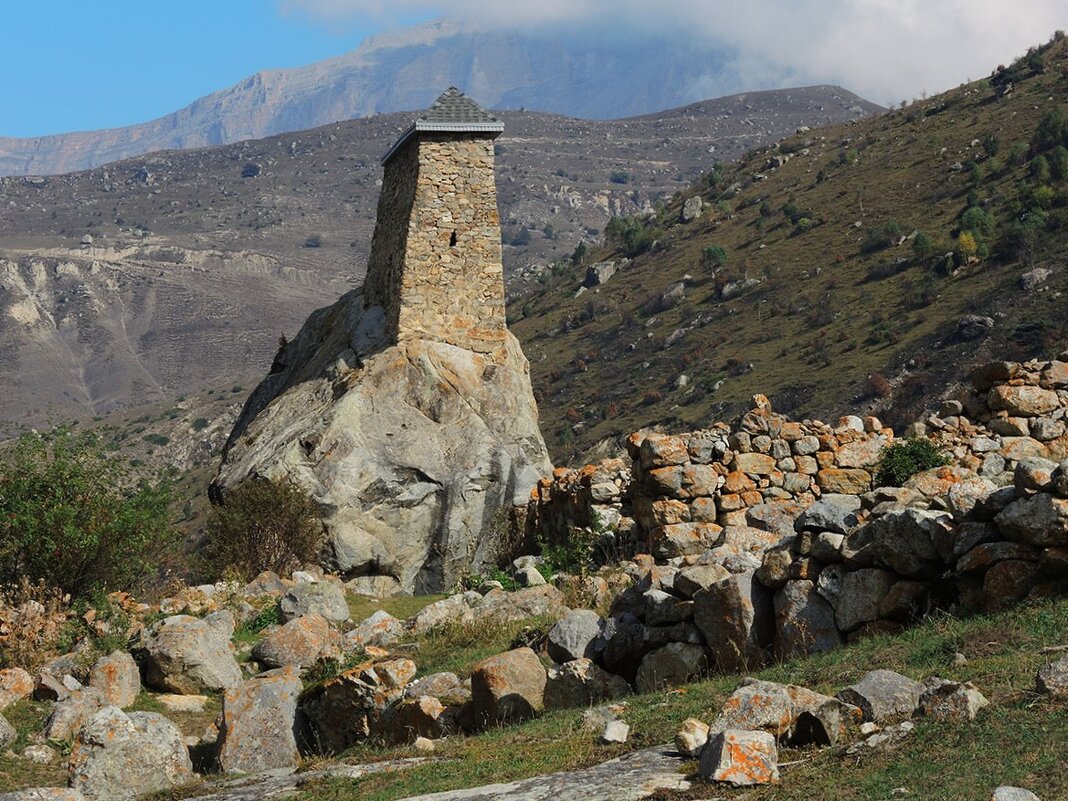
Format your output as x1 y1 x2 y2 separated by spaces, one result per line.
0 19 797 177
212 290 551 593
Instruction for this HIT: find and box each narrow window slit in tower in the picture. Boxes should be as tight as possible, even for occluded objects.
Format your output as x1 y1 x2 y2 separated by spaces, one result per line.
449 231 458 247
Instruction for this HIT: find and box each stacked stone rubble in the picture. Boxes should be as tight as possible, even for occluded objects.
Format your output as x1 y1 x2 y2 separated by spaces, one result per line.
529 359 1068 693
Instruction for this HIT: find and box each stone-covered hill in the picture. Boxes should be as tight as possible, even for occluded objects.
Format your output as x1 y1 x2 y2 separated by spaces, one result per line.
512 33 1068 463
0 19 817 177
0 88 878 438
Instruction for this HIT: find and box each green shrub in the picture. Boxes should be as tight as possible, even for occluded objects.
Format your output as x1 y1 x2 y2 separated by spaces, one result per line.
875 439 951 487
201 480 323 581
700 245 728 271
192 418 209 431
142 433 170 447
0 428 174 598
912 230 933 260
860 221 903 253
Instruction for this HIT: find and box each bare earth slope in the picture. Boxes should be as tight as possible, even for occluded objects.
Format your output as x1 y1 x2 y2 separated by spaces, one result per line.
0 88 877 438
0 19 802 177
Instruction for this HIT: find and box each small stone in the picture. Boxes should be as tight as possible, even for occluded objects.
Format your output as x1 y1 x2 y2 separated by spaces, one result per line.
836 670 924 723
991 787 1041 801
413 736 436 753
918 679 989 722
675 717 710 757
20 743 58 764
600 719 629 744
1036 655 1068 699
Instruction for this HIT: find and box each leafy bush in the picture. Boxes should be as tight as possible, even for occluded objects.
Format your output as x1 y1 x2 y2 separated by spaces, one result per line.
875 439 951 487
605 216 662 257
861 221 903 253
912 230 933 260
700 245 728 271
0 428 174 599
201 480 323 581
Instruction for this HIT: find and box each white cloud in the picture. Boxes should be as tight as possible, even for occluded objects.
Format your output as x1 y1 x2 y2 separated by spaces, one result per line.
279 0 1068 104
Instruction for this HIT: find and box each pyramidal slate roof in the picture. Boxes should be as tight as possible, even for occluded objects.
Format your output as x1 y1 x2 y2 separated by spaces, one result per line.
382 87 504 164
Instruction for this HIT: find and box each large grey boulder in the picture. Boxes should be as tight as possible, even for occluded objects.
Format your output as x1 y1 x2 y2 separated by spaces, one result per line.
253 613 341 668
693 570 773 672
470 648 546 727
836 669 924 722
544 659 631 709
834 569 896 632
866 509 953 579
217 666 303 774
546 609 605 664
635 643 707 692
996 494 1068 546
68 707 193 801
773 580 841 659
279 582 350 624
794 494 861 534
212 293 552 594
138 611 242 694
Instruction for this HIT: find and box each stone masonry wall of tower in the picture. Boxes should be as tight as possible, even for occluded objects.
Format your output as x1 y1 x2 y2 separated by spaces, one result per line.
363 132 507 354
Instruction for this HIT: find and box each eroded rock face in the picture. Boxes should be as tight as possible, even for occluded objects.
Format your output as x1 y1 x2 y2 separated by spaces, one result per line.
213 293 551 594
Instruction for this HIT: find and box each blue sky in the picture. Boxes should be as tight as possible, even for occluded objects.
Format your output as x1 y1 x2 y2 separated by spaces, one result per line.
2 1 1067 137
0 1 397 137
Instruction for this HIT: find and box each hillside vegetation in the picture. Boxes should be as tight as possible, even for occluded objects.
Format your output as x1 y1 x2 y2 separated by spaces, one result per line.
514 33 1068 462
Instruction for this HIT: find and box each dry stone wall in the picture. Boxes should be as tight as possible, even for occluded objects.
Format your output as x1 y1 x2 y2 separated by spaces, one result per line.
528 357 1068 687
529 394 893 557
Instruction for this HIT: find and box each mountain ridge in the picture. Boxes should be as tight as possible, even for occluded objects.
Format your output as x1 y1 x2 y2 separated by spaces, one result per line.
0 19 815 177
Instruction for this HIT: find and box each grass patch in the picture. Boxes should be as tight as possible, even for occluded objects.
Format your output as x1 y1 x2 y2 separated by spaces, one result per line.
295 598 1068 801
0 699 68 792
397 615 557 679
345 594 446 627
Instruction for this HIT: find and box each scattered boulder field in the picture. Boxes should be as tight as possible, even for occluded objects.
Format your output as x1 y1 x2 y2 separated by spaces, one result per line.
2 355 1068 800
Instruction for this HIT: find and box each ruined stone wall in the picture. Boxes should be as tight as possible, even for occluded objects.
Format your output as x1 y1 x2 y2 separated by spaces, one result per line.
529 395 893 558
363 133 507 355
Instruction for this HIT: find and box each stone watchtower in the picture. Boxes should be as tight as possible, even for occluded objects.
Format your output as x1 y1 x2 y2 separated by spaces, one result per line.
363 88 507 354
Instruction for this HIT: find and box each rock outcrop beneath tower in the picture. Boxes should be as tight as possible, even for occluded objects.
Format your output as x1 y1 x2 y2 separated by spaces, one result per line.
212 89 550 593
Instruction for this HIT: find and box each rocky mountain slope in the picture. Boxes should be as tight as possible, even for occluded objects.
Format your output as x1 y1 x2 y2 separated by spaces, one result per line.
0 88 877 439
0 19 798 177
513 33 1068 461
